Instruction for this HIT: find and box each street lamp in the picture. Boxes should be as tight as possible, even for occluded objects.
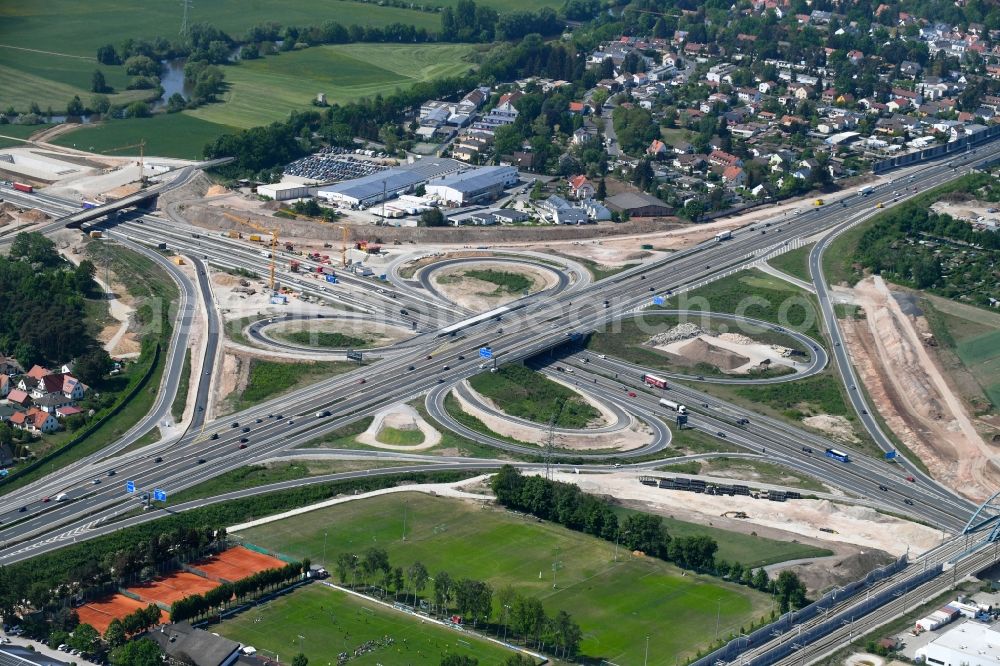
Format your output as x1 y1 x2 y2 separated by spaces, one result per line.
643 634 650 666
323 531 328 565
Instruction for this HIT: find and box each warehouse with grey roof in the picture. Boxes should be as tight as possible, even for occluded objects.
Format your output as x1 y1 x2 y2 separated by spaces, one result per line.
424 166 519 205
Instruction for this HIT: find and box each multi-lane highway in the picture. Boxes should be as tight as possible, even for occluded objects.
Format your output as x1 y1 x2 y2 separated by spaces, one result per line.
0 140 994 579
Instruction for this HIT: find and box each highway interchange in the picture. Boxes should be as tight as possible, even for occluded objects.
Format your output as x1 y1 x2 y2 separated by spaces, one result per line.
0 139 998 664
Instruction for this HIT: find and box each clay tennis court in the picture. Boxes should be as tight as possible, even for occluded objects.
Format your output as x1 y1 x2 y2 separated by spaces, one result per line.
128 571 221 606
77 594 167 634
195 546 286 582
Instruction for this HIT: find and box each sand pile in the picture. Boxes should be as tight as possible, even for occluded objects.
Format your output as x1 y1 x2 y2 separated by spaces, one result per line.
647 322 703 345
22 208 49 222
677 337 750 371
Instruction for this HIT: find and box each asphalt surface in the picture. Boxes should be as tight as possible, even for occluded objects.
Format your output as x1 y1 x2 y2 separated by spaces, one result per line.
0 140 995 563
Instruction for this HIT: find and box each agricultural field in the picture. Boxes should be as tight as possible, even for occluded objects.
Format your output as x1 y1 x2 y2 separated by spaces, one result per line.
238 492 776 664
922 294 1000 413
0 123 51 149
468 365 600 428
186 43 478 128
50 114 237 159
217 584 526 666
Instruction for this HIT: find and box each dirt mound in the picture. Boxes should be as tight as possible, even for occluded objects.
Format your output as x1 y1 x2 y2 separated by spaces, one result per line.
678 337 750 371
206 184 228 196
781 549 896 596
22 208 49 222
647 322 703 345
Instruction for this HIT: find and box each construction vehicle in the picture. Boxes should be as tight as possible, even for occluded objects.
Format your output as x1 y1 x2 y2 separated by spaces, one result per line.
88 230 103 239
226 230 242 239
248 234 262 242
289 260 300 273
284 242 294 252
813 198 824 206
221 211 280 293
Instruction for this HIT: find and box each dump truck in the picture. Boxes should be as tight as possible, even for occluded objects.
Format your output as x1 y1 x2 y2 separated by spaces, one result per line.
814 198 824 206
88 230 103 239
249 234 262 242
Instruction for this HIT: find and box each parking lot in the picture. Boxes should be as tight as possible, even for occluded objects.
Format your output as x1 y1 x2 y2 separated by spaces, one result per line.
283 146 390 183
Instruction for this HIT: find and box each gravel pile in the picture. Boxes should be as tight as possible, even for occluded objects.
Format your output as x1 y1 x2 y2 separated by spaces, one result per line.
647 322 703 345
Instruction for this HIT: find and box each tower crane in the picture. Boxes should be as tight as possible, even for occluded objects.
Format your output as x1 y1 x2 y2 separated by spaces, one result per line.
100 140 146 183
220 211 279 293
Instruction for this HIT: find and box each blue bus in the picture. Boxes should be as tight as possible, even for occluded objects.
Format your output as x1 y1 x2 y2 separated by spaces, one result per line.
825 448 850 463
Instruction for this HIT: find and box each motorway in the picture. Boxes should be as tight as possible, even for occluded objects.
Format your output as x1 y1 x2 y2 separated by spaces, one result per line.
0 141 994 587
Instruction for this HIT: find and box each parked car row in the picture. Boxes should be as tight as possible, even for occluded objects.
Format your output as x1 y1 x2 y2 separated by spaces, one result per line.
282 146 389 182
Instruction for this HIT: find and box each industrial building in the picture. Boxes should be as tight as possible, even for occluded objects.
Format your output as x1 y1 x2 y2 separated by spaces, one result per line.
256 182 313 201
424 166 519 205
915 621 1000 666
316 158 463 208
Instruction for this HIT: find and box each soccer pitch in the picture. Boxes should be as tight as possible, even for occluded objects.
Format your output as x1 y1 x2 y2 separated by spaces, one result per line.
238 493 773 664
217 584 524 666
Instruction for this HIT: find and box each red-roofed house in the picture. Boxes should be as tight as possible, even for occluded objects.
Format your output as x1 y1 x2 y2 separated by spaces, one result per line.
568 101 585 115
26 365 50 380
56 405 83 419
709 150 743 168
568 175 595 199
722 166 746 186
13 408 59 434
24 373 86 402
6 389 30 407
847 50 864 65
647 139 668 157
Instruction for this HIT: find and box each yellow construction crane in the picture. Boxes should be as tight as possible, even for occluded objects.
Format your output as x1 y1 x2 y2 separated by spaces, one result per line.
339 225 349 268
221 211 279 293
100 140 146 182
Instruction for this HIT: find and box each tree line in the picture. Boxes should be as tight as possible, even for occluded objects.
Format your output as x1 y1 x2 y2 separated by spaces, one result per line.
491 467 809 613
333 547 583 658
170 560 305 622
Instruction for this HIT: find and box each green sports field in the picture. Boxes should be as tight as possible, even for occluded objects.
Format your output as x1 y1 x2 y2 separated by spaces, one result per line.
217 584 525 666
50 113 237 160
186 43 478 128
237 493 773 664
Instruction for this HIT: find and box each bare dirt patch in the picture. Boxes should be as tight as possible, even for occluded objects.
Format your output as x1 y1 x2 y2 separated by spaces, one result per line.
843 277 998 500
430 261 558 312
802 415 861 445
355 403 441 451
544 471 942 558
652 331 797 375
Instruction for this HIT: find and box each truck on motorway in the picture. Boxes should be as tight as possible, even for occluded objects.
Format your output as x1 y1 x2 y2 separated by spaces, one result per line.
715 230 733 241
858 185 875 196
12 182 33 193
643 373 668 389
659 398 688 414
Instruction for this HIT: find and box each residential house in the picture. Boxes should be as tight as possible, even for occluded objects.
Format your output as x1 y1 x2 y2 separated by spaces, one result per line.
674 153 707 172
568 101 585 115
673 141 694 154
737 87 761 103
6 389 30 407
11 408 59 434
847 50 864 65
22 373 86 402
722 166 746 187
605 191 674 217
571 127 596 146
568 175 595 199
25 365 50 381
647 139 668 157
709 150 743 168
0 375 9 399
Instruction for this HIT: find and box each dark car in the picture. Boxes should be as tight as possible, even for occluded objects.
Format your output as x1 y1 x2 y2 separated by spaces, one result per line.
154 457 163 463
107 470 116 477
197 458 206 465
407 365 415 371
242 427 251 433
457 355 465 360
18 506 26 513
210 433 219 440
239 437 249 444
231 422 240 428
437 377 445 383
802 446 813 453
717 431 727 438
256 418 263 423
238 444 247 449
878 484 888 491
358 378 366 384
904 498 914 505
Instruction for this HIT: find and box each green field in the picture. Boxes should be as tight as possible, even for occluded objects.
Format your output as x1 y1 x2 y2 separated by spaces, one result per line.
767 243 815 284
238 492 774 664
956 329 1000 409
230 358 356 412
468 365 600 428
186 43 477 128
51 113 237 159
377 426 426 446
462 269 535 294
0 123 51 149
218 584 525 666
0 1 442 61
278 330 370 349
